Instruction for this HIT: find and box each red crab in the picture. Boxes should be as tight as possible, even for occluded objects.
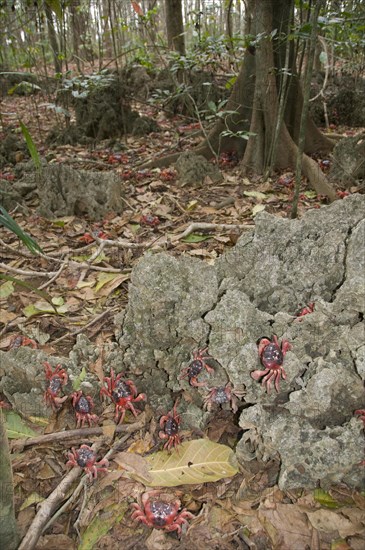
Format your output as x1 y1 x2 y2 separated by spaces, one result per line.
140 214 160 227
44 362 68 410
296 302 315 318
159 400 181 451
100 368 146 424
251 336 291 393
8 334 38 349
66 445 108 480
71 391 99 428
131 490 194 535
180 347 214 387
354 409 365 426
203 382 243 413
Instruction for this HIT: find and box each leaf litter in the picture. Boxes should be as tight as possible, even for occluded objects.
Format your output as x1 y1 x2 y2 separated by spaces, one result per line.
0 88 364 550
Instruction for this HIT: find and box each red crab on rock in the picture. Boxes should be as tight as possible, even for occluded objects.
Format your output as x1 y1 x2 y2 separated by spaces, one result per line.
159 400 181 451
66 444 108 480
203 382 243 412
180 347 214 387
296 302 315 318
44 362 68 410
354 409 365 426
251 336 291 393
131 490 194 535
100 368 146 424
8 334 38 350
71 391 99 428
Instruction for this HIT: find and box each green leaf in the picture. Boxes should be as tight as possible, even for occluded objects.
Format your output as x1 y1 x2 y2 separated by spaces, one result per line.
313 489 342 509
182 233 212 243
72 367 87 391
129 223 140 233
78 503 128 550
20 492 44 511
0 275 55 308
303 190 317 199
95 272 120 292
225 76 237 89
19 119 41 171
4 411 38 439
71 254 91 262
132 439 238 487
0 206 43 254
51 296 64 306
51 219 66 227
0 281 14 298
8 82 41 95
23 301 68 318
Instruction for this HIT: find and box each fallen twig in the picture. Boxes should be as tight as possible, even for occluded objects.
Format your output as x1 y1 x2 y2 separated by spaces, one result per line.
171 222 255 241
18 462 83 550
93 236 145 249
0 262 59 277
50 309 113 346
11 411 149 450
38 258 68 290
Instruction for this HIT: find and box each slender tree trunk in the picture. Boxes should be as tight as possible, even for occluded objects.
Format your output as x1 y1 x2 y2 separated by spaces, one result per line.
44 2 62 74
165 0 185 55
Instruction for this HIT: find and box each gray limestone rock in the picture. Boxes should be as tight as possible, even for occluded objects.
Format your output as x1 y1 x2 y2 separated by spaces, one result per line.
117 252 219 416
329 132 365 186
237 405 364 490
37 164 123 219
174 152 223 187
217 194 365 315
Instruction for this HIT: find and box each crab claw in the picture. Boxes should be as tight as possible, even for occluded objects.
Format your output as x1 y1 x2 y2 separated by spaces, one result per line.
250 369 269 381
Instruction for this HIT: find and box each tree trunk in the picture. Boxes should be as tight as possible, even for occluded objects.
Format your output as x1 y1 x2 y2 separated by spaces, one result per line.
165 0 185 55
45 3 62 74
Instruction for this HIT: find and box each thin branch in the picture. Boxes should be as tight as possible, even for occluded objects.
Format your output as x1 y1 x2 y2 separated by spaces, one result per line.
310 36 329 103
171 222 255 241
93 237 145 249
11 410 149 451
50 309 113 345
0 263 58 277
38 259 68 290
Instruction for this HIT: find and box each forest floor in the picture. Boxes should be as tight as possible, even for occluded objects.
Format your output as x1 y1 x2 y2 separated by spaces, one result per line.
0 88 364 550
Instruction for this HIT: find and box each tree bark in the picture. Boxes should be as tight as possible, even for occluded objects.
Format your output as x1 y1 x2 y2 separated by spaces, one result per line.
44 2 62 74
165 0 185 55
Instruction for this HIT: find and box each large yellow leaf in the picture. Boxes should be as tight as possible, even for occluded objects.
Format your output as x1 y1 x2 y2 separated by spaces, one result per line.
131 439 238 487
